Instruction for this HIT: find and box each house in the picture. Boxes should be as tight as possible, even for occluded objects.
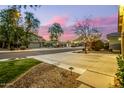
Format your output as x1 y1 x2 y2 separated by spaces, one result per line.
107 32 121 52
29 34 46 48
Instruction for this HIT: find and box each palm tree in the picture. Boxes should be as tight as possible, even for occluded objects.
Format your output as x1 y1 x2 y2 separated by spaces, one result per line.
48 23 63 42
24 12 40 48
48 23 64 47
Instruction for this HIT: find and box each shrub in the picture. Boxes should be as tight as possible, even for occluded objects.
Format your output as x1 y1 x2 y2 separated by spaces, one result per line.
20 46 26 50
92 40 104 51
116 55 124 87
104 42 109 50
10 46 15 50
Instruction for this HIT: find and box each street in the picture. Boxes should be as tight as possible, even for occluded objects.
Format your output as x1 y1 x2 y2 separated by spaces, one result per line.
0 47 82 59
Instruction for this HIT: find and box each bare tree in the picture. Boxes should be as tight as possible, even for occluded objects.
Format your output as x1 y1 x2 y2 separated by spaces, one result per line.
74 18 102 53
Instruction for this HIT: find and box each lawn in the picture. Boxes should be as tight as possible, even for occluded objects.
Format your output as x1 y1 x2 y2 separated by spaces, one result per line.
0 58 41 87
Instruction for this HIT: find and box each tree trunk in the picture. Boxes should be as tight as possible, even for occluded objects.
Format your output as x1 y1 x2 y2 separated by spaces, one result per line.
2 42 5 48
84 43 87 54
8 43 11 50
26 43 29 48
25 31 29 48
38 41 41 48
88 42 92 51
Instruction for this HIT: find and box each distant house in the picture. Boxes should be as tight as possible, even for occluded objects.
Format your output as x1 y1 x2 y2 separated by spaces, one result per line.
29 34 46 48
107 32 121 52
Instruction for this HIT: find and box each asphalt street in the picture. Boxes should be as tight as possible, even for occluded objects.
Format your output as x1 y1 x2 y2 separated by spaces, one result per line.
0 47 82 59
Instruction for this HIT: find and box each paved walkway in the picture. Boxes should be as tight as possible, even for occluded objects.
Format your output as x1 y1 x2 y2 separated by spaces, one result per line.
28 51 118 88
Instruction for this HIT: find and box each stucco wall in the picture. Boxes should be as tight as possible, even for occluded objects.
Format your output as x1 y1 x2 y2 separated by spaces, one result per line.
108 36 121 50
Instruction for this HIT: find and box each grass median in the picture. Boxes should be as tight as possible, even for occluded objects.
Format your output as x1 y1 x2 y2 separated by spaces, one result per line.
0 58 41 87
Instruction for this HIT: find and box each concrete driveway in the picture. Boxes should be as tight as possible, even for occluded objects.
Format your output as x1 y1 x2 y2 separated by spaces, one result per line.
28 51 118 87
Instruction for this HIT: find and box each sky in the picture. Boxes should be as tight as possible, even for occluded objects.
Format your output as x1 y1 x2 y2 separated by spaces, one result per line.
0 5 118 41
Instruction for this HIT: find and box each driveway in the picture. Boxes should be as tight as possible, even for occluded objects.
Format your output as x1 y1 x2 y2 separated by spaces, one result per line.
28 51 118 87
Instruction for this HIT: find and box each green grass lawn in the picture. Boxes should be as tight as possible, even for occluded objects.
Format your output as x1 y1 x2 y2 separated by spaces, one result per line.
0 58 41 87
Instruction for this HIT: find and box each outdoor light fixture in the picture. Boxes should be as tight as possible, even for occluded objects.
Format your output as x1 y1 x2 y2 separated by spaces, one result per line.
118 37 121 41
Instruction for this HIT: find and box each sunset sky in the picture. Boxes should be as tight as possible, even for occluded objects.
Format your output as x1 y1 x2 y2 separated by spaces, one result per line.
0 5 118 41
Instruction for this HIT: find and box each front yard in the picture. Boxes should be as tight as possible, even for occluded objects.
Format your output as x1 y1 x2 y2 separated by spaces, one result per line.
0 58 81 88
8 63 81 88
0 58 41 87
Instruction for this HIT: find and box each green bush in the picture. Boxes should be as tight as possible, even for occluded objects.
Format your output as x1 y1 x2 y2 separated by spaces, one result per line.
20 46 26 50
92 40 104 51
104 42 109 50
10 46 15 50
116 55 124 87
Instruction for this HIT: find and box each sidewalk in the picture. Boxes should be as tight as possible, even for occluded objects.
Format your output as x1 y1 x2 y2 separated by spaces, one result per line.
28 51 118 88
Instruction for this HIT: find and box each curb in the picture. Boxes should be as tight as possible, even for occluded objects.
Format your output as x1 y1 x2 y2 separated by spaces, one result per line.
0 58 26 61
0 58 9 61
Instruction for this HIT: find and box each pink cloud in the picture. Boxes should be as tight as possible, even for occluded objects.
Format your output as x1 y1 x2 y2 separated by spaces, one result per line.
38 26 77 41
38 26 50 40
60 34 77 41
38 15 118 41
74 15 118 39
98 25 117 39
45 16 69 26
75 14 117 27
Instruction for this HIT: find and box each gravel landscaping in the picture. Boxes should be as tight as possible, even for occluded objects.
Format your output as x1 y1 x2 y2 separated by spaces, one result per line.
8 63 82 88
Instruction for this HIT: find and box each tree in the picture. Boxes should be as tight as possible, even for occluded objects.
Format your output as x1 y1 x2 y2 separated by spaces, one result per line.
48 23 64 46
8 5 41 12
10 5 41 9
0 8 22 49
0 25 6 48
74 18 102 53
24 12 40 48
0 7 40 50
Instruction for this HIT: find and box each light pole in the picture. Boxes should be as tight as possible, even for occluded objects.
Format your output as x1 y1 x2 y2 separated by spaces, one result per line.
119 6 124 56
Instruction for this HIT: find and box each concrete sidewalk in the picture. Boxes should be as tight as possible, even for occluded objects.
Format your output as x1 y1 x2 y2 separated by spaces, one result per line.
28 51 118 88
